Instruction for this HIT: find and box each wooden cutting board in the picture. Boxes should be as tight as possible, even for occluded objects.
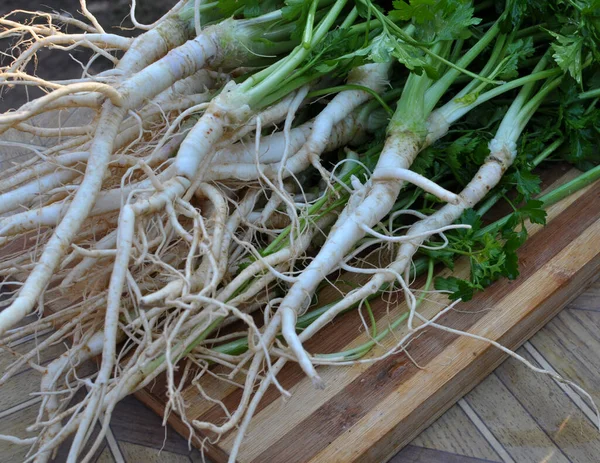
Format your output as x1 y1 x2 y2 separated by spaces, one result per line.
134 167 600 463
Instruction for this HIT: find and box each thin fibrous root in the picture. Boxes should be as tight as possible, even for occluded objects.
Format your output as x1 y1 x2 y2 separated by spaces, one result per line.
0 13 223 336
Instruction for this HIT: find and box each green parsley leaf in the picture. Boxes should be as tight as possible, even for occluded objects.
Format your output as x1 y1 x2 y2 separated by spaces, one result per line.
548 32 584 84
434 276 477 301
511 169 542 200
516 199 547 225
391 0 437 23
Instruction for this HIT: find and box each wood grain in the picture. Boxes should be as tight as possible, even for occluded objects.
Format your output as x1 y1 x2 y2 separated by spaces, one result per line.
390 445 501 463
95 447 117 463
118 442 191 463
411 404 501 461
0 404 39 462
499 351 600 462
131 169 600 463
466 373 570 463
530 309 600 405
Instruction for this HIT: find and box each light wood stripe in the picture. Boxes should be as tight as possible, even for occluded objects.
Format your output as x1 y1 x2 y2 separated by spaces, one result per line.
390 445 502 463
494 348 600 462
96 405 125 463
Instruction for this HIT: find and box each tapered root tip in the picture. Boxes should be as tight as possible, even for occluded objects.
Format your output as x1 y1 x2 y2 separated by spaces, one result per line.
312 376 326 390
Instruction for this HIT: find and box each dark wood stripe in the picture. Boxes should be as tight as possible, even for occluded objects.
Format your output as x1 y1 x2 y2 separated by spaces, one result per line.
133 389 231 463
566 309 600 344
51 389 107 463
250 180 600 463
109 396 193 455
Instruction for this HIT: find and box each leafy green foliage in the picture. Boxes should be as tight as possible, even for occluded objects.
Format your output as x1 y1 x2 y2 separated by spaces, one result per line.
563 108 600 170
432 132 490 186
411 145 436 175
390 0 481 41
368 34 439 78
391 0 437 23
537 0 600 85
308 29 366 75
504 0 548 29
548 31 584 84
430 198 546 301
354 0 482 78
555 80 600 170
508 168 541 200
498 37 535 80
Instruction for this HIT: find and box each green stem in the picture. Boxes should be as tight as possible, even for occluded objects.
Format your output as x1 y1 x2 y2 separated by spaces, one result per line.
348 19 383 35
448 38 465 65
256 74 316 109
531 137 564 166
308 84 394 116
579 87 600 100
514 76 563 134
340 6 358 29
476 164 600 237
393 70 430 130
443 67 562 124
538 164 600 208
316 258 435 360
244 0 348 105
365 299 377 338
421 45 502 86
419 258 435 306
515 24 547 39
495 53 551 142
359 87 403 120
213 258 430 357
302 0 319 49
141 317 224 377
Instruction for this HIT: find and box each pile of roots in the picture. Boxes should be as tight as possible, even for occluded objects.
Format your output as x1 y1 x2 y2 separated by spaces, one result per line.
1 1 600 461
